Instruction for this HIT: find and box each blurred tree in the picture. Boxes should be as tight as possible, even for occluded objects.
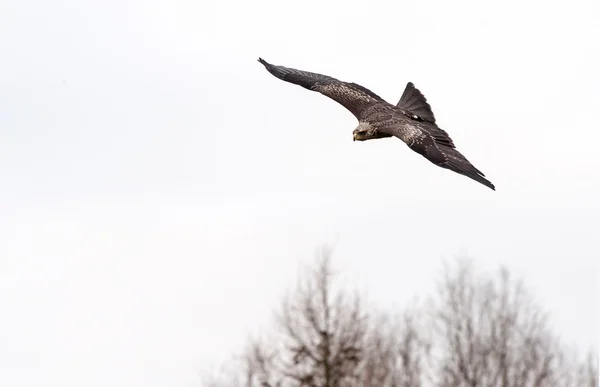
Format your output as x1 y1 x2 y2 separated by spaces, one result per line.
429 258 598 387
204 249 597 387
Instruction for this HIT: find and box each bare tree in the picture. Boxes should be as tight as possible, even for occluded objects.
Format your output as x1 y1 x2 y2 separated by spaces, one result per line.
205 245 428 387
205 251 596 387
274 245 367 387
201 337 280 387
584 351 598 387
430 257 598 387
357 304 431 387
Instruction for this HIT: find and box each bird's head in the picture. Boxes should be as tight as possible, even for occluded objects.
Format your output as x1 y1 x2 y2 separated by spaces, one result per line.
353 122 392 141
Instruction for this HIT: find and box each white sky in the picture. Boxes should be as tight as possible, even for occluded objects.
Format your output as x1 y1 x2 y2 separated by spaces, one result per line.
1 0 599 386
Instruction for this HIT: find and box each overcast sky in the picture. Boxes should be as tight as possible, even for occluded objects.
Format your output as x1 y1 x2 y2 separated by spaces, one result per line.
1 0 599 386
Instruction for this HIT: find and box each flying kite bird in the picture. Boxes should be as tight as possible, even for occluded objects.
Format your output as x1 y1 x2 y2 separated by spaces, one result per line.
258 58 495 190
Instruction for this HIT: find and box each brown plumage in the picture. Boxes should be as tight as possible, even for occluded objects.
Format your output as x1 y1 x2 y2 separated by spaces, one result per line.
258 58 495 191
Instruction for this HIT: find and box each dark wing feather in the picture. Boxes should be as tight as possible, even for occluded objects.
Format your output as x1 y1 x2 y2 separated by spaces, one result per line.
426 143 494 190
406 136 495 190
397 82 436 124
258 58 384 120
423 125 456 148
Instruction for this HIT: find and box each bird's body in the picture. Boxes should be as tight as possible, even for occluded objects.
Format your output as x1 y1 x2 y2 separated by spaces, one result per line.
258 58 495 190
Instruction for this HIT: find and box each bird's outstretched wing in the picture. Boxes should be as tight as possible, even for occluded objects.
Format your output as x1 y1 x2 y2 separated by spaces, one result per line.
384 123 495 190
416 137 495 190
429 144 494 190
258 58 385 120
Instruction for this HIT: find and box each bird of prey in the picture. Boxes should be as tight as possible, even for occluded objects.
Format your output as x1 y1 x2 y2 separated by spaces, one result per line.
258 58 495 190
